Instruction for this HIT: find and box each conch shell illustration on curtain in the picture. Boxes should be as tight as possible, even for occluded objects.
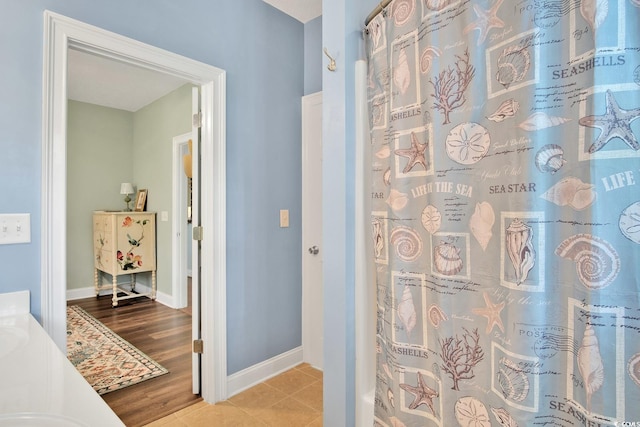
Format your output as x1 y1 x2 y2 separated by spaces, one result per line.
365 0 640 425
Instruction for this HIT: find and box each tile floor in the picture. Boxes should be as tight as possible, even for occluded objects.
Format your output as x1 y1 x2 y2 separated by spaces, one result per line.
144 364 323 427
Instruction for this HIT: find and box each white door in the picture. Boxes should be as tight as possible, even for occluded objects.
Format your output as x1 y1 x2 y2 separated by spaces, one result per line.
302 92 323 369
191 86 202 394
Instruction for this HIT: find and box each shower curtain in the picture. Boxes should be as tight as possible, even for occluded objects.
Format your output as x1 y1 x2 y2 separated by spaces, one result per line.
365 1 640 425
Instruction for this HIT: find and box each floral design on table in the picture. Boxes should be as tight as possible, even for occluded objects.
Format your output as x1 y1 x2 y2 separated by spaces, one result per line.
117 216 149 271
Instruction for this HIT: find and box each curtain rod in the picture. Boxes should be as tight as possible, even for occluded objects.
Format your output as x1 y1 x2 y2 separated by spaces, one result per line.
364 0 392 27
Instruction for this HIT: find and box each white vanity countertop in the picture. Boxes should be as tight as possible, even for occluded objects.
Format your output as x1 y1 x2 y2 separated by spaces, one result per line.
0 292 124 426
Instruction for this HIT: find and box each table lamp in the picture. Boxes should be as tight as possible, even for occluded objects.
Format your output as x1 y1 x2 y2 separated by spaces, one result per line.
120 182 134 211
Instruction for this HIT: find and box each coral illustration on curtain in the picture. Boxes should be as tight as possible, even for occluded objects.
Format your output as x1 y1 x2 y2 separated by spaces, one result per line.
365 0 640 425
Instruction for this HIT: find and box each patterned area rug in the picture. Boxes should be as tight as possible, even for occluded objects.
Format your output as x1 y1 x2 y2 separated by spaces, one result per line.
66 305 168 395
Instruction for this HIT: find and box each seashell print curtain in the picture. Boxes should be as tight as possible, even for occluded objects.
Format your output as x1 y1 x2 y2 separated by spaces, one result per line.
364 0 640 425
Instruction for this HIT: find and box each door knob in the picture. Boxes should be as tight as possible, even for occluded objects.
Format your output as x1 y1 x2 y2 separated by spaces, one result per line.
308 245 319 255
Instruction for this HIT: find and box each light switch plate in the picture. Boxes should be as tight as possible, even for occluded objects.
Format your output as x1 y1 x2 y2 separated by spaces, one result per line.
0 213 31 244
280 209 289 228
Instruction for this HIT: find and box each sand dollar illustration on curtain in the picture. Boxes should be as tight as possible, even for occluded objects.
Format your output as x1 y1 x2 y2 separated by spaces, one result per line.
421 204 442 234
619 201 640 244
445 122 491 165
454 396 491 427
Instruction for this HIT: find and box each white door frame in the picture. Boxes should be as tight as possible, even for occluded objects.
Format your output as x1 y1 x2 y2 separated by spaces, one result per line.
172 133 190 309
41 11 228 403
301 91 323 369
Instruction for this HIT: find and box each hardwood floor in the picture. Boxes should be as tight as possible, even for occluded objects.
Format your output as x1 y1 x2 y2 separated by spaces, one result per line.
69 294 201 427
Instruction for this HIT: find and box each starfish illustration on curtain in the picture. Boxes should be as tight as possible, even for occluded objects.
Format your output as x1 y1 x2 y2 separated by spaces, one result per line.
399 371 439 416
394 132 428 173
463 0 505 46
579 89 640 153
471 291 505 334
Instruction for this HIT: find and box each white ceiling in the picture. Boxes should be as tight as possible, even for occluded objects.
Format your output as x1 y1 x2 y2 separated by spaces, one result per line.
263 0 322 23
67 49 189 112
67 2 321 112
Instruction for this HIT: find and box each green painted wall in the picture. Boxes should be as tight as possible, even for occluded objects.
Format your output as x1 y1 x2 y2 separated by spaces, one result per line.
67 100 134 291
66 84 192 298
133 84 193 296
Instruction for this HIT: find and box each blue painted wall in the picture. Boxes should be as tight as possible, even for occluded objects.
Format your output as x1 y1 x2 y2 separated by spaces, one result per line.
0 0 303 376
304 16 322 95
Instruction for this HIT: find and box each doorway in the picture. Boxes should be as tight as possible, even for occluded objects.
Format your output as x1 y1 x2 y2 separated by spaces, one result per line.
41 10 228 403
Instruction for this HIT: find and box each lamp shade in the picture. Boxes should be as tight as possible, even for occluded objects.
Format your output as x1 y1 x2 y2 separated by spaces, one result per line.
120 182 134 195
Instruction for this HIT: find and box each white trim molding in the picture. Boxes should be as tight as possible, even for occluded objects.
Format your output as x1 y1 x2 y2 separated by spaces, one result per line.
226 347 304 398
41 10 227 403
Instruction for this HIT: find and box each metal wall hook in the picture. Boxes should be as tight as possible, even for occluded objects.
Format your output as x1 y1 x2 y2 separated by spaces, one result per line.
323 47 336 72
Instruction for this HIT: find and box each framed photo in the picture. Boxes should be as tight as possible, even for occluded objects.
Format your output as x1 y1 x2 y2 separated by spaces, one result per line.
134 189 147 212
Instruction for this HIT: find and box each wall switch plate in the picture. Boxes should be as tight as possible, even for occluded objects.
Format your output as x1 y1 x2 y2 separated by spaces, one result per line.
161 211 169 221
280 209 289 228
0 213 31 244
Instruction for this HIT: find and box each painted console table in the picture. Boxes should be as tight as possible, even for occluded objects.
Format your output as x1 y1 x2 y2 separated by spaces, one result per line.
92 211 157 306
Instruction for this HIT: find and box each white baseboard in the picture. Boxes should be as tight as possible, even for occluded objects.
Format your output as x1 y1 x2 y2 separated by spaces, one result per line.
226 346 303 398
66 284 174 308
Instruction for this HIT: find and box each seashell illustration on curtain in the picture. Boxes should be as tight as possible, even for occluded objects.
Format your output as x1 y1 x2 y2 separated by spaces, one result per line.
433 240 463 276
505 219 535 285
518 112 571 131
397 285 417 341
419 46 441 74
391 0 416 26
535 144 567 174
577 324 604 413
387 188 409 212
629 352 640 388
372 217 385 259
427 304 448 328
487 98 519 122
424 0 456 11
540 176 596 210
470 202 495 251
495 45 530 89
497 357 530 403
580 0 609 36
390 226 423 262
555 234 620 290
490 406 519 427
394 48 411 95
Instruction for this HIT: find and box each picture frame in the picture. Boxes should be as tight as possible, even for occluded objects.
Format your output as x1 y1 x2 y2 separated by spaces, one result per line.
134 189 148 212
